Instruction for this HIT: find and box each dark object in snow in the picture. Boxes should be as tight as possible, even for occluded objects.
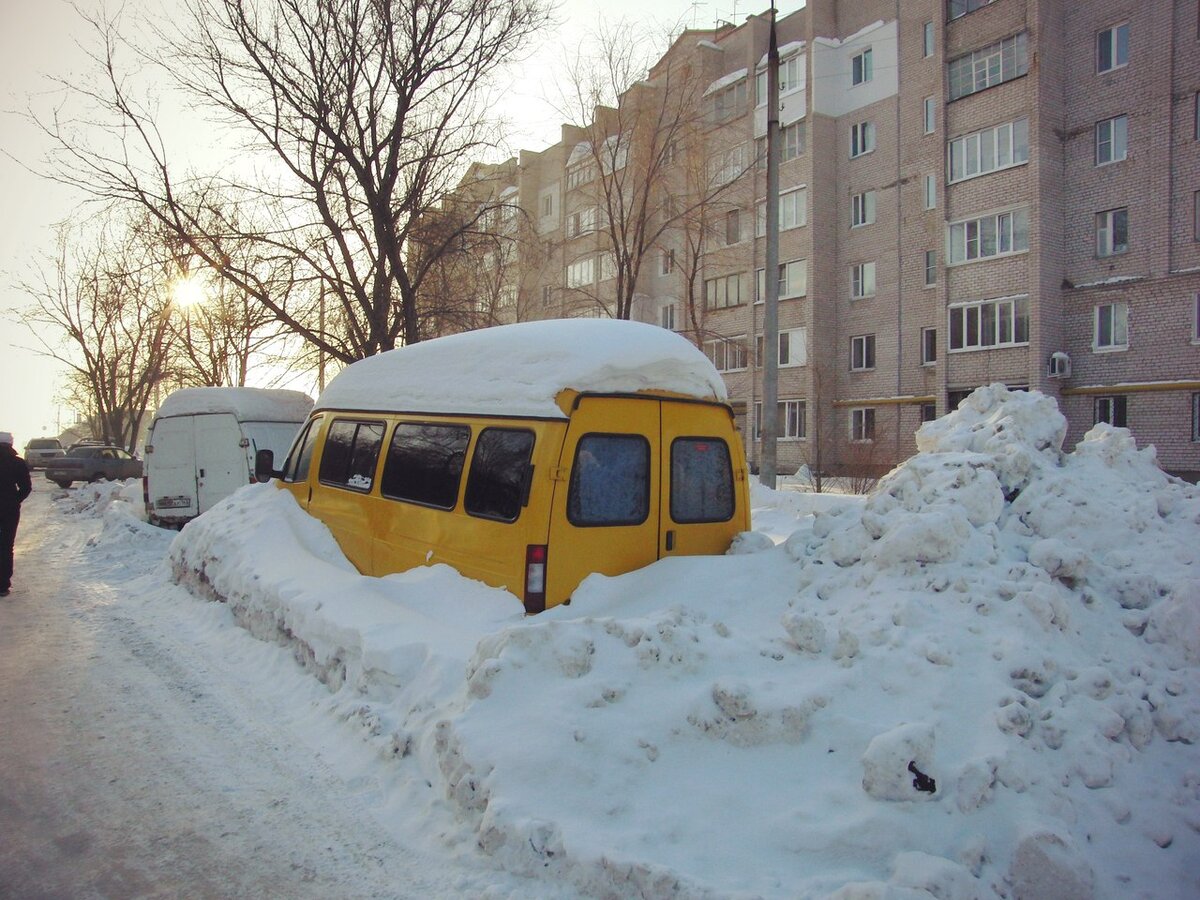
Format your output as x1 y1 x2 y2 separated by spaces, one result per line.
908 761 936 793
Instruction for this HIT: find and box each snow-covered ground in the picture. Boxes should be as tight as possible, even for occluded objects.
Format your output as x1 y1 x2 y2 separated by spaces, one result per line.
44 385 1200 898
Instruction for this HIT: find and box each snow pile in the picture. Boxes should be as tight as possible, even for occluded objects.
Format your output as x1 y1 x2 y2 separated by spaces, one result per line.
314 319 728 420
54 479 145 519
163 384 1200 899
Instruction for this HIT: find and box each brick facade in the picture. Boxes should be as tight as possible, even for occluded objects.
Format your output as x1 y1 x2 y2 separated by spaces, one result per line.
444 0 1200 480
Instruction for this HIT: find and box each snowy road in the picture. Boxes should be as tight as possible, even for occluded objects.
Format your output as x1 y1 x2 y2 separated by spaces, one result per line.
0 485 533 899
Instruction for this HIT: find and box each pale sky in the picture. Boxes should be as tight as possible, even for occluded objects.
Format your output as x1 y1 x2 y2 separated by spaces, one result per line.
0 0 802 448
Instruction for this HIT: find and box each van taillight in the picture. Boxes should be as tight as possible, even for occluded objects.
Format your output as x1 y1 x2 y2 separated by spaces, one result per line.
524 544 547 615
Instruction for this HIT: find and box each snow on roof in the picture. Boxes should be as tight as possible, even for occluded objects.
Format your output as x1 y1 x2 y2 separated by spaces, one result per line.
566 142 592 166
155 387 313 423
696 39 723 51
702 67 748 97
814 19 887 48
499 185 518 198
314 320 728 419
757 40 806 67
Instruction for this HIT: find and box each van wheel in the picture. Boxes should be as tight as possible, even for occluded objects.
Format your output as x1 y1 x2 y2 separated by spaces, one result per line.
55 480 72 488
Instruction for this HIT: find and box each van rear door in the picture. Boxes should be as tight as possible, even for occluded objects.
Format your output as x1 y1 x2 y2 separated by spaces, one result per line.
193 413 249 515
148 417 199 520
545 396 662 608
658 401 747 556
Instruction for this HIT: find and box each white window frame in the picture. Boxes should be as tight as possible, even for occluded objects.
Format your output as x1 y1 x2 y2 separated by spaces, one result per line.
949 0 999 20
924 97 936 135
755 260 808 301
852 48 873 86
782 122 805 161
566 257 594 288
850 407 876 442
1095 115 1128 166
947 207 1029 264
1193 293 1200 344
709 144 747 186
541 284 553 307
1097 23 1129 74
921 326 937 365
947 33 1028 101
599 251 616 282
704 273 742 310
759 186 808 236
659 303 676 331
565 165 593 190
1096 207 1129 257
948 294 1030 352
850 333 876 371
712 79 749 122
725 208 742 245
754 328 807 369
924 249 937 287
780 55 802 95
851 190 876 228
851 262 876 299
923 21 935 58
924 175 937 210
1094 302 1129 351
947 118 1029 183
755 399 807 441
850 121 876 158
660 248 675 276
705 336 748 372
1094 395 1128 428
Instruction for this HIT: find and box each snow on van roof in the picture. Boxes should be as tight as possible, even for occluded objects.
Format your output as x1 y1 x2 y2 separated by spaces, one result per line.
315 319 729 419
155 387 314 423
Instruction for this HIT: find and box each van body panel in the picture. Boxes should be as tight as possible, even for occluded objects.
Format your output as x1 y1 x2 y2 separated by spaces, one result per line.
307 417 386 573
545 397 663 607
193 413 250 514
147 417 200 520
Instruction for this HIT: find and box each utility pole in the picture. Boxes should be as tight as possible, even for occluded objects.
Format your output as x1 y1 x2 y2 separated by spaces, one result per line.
759 3 781 488
318 284 326 394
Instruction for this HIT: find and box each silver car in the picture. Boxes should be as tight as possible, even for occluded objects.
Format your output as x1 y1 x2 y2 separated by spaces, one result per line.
45 445 143 488
24 438 65 470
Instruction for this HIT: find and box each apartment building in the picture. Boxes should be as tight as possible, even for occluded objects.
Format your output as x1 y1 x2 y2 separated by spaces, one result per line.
442 0 1200 480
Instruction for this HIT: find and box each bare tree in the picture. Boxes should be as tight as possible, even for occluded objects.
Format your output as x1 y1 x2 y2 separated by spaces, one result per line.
18 211 177 452
34 0 551 361
554 20 752 321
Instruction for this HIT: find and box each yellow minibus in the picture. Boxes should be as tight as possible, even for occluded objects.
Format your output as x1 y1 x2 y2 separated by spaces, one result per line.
256 320 750 613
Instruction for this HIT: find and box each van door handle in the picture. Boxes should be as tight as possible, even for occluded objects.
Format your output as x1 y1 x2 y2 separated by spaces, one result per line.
665 530 675 552
199 468 205 478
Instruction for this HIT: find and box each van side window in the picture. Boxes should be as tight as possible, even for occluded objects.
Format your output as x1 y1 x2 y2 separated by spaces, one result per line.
567 434 650 526
283 418 322 483
319 419 385 492
670 437 734 524
381 422 470 509
464 428 535 522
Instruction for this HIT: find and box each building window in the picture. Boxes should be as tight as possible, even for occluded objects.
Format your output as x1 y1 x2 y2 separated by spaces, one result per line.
949 0 998 20
1094 302 1129 350
850 407 876 442
948 294 1030 351
1096 207 1129 257
851 190 876 227
948 33 1028 101
712 79 748 122
566 257 594 288
1097 23 1129 74
922 327 937 365
923 21 935 57
850 121 876 157
660 248 675 276
709 144 747 186
541 285 553 307
755 400 807 441
924 175 937 210
947 117 1030 182
921 403 938 423
1094 396 1128 428
659 303 676 330
599 252 616 282
704 273 742 309
851 262 876 299
566 206 596 238
924 250 937 286
780 55 802 94
756 260 808 301
565 165 593 190
1194 92 1199 140
851 334 877 371
782 122 806 161
1095 116 1128 165
948 207 1029 264
1193 293 1200 342
1193 393 1200 441
852 48 873 86
1194 191 1200 241
726 209 741 245
756 328 808 368
705 337 748 372
924 97 936 134
758 188 808 236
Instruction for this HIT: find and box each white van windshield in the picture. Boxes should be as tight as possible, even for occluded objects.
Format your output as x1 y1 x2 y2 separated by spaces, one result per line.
244 422 305 459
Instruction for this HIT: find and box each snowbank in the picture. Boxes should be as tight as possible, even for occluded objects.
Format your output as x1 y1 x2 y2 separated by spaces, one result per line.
314 319 728 419
161 384 1200 899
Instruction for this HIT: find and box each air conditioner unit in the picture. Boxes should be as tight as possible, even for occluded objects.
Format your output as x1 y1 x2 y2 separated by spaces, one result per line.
1047 351 1071 379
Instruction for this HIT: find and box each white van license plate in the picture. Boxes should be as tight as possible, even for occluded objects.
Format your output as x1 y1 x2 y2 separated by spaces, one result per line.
156 496 192 509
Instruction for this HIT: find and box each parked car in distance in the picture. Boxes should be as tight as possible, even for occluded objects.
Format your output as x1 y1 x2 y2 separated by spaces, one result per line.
45 445 143 488
23 438 65 469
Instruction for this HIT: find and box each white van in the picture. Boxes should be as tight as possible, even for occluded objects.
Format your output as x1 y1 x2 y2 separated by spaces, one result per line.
145 387 313 527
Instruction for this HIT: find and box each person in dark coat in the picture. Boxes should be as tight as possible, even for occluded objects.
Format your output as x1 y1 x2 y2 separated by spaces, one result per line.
0 432 32 597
